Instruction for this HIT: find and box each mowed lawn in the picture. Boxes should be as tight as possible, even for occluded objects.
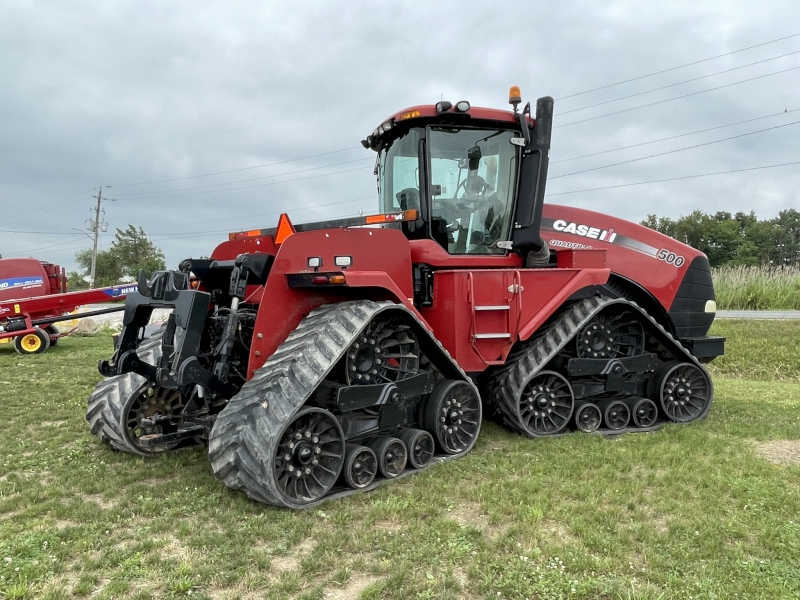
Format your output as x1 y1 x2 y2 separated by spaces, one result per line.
1 321 798 600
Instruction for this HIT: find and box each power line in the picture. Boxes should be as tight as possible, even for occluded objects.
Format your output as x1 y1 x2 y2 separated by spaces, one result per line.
551 108 800 164
148 195 376 235
109 165 374 202
109 147 363 188
557 50 800 116
0 229 83 235
547 161 800 196
554 65 800 129
556 32 800 100
3 237 94 257
148 210 370 242
1 189 96 229
549 119 800 179
114 157 374 199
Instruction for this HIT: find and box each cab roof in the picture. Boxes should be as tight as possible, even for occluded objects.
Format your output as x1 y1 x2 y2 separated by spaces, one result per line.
365 102 535 151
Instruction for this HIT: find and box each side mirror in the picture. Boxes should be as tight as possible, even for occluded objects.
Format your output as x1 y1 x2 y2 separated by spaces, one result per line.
467 145 482 171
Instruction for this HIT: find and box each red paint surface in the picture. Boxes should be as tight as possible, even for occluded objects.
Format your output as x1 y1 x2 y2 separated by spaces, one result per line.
542 204 706 310
420 267 609 371
246 227 416 374
382 104 533 128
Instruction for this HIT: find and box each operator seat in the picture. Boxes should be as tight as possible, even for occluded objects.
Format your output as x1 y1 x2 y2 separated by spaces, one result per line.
396 187 420 211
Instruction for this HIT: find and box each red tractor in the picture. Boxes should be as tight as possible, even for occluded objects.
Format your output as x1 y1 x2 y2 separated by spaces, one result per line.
87 89 724 508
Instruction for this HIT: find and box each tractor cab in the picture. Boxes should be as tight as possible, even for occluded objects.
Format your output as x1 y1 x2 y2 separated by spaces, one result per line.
363 88 554 264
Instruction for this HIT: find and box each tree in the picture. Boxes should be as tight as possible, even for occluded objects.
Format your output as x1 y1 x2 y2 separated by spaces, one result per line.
71 225 166 288
109 225 166 279
641 208 799 267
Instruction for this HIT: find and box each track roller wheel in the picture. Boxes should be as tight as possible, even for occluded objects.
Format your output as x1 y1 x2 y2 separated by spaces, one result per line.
598 399 630 430
574 401 602 433
626 397 658 428
652 362 712 423
368 436 407 479
343 444 378 489
515 371 574 437
398 428 434 469
424 380 481 454
274 408 346 505
14 327 50 355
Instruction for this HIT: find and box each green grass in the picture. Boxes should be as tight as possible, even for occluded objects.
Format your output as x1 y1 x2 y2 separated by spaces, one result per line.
1 323 799 599
713 265 800 310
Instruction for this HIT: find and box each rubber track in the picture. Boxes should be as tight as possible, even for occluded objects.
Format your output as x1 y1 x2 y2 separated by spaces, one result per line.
488 296 713 437
85 326 165 455
208 299 480 509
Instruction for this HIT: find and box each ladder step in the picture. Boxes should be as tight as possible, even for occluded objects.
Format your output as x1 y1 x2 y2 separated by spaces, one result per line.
474 333 512 339
474 305 511 311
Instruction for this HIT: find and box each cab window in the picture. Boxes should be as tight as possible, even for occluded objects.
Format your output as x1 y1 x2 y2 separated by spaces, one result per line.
428 127 518 254
378 128 423 214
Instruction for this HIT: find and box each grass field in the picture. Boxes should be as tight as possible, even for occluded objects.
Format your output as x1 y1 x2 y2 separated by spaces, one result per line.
712 265 800 310
1 321 799 599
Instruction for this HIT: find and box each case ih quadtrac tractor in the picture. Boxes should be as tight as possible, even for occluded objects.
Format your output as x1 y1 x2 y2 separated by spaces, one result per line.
87 89 724 508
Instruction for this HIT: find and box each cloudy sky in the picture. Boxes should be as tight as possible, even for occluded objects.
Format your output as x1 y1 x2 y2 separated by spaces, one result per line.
2 1 799 273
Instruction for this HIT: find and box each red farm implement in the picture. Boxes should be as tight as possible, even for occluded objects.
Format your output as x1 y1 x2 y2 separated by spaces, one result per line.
0 257 136 354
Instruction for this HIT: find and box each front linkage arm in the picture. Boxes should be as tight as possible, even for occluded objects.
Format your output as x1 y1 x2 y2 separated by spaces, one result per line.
98 259 253 400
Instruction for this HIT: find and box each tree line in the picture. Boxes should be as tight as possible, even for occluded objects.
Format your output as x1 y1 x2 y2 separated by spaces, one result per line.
68 225 166 290
641 209 800 268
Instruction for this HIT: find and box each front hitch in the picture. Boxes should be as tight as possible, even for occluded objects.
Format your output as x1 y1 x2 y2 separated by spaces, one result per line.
99 269 235 397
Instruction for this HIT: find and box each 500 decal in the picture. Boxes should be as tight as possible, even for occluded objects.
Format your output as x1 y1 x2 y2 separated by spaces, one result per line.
657 249 685 267
551 220 617 242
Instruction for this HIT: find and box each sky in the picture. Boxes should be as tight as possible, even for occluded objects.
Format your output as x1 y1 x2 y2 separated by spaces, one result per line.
1 0 799 274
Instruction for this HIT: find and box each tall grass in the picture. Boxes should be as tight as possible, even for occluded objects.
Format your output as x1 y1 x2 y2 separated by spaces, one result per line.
713 265 800 310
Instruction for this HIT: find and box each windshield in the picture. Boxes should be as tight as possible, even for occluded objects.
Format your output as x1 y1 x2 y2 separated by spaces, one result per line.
378 128 423 214
429 127 518 254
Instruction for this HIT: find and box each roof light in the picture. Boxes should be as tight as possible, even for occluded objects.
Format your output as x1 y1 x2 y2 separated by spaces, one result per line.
435 101 452 114
382 120 393 131
509 86 522 110
274 213 296 246
400 110 420 120
454 100 470 112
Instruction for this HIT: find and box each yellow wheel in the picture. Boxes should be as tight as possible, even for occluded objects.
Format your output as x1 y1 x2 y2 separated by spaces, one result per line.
14 328 51 355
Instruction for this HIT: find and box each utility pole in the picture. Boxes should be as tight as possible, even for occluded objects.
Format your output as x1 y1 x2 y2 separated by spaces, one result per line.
85 187 109 289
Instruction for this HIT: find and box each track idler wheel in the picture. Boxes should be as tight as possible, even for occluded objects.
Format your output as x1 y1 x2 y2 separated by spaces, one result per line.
274 408 345 505
516 371 574 437
345 316 420 385
368 436 407 479
574 401 602 433
598 399 630 431
576 312 644 359
626 397 658 428
425 380 481 454
398 428 435 469
343 444 378 489
652 362 712 423
123 383 185 453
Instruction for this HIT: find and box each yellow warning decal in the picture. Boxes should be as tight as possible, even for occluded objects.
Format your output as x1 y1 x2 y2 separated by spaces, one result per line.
14 304 20 314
